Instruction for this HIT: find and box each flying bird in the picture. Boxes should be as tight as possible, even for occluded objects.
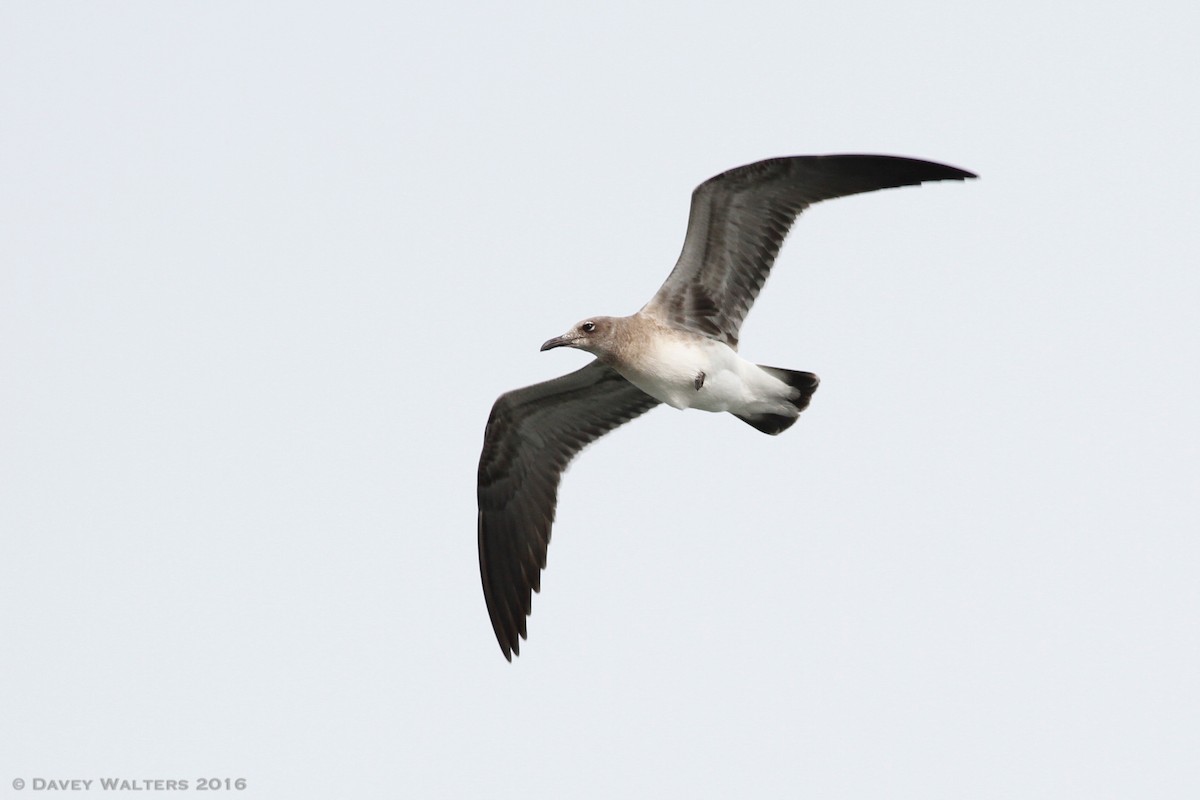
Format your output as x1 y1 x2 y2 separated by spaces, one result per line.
477 154 975 660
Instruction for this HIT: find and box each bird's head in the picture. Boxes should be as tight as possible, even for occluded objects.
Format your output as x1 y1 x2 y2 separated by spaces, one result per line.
540 316 620 359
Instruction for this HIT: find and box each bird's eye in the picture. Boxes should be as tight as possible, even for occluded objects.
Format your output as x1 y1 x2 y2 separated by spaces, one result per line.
581 321 596 333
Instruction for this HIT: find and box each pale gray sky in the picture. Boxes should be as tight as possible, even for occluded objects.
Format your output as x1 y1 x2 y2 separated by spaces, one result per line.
2 2 1197 798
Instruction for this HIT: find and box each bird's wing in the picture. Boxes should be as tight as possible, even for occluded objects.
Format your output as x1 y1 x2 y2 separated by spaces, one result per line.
477 360 660 660
641 154 976 348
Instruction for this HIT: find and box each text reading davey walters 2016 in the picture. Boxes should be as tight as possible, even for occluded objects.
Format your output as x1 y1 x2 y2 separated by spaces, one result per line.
11 776 247 791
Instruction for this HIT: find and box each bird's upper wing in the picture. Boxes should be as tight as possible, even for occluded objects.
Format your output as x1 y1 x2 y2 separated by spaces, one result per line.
641 154 976 348
477 360 660 660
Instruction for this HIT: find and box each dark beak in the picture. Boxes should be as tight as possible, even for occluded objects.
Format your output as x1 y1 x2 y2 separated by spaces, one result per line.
540 335 571 351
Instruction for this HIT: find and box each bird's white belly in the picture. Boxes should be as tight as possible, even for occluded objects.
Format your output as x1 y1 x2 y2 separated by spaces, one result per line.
615 338 785 413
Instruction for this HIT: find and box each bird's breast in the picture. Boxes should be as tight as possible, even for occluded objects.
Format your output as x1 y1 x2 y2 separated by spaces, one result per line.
615 337 748 412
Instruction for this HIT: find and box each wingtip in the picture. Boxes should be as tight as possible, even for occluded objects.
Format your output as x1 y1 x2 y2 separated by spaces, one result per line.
503 634 523 661
832 153 978 185
904 157 977 183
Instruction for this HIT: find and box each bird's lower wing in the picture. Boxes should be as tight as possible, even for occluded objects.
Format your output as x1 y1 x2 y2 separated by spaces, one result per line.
477 360 660 660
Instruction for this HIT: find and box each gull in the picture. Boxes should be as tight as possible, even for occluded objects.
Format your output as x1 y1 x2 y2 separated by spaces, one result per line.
477 154 975 660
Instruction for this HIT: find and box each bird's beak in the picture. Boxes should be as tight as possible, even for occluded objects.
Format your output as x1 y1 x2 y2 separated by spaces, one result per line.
540 334 572 351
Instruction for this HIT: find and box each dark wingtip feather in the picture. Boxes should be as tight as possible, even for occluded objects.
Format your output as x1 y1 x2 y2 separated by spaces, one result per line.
810 153 977 189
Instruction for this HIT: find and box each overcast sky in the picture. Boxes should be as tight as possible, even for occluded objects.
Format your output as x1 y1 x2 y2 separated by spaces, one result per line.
2 2 1197 798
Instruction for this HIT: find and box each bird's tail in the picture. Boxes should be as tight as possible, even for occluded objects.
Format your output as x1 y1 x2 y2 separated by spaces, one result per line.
733 367 820 435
